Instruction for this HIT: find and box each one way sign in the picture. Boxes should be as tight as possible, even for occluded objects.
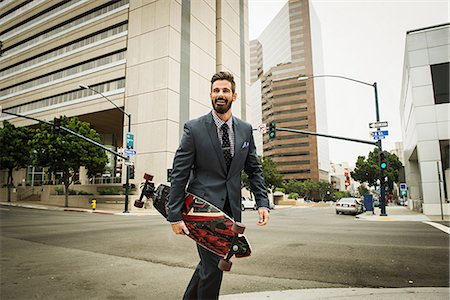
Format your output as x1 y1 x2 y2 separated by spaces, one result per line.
369 121 388 129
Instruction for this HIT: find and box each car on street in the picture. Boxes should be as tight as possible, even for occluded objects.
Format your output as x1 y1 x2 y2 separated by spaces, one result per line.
335 197 364 215
241 196 257 210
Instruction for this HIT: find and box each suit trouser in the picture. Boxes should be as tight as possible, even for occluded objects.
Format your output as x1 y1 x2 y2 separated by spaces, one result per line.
183 244 223 300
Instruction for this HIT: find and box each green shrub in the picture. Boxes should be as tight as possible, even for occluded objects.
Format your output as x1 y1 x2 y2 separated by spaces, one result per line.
78 190 94 195
98 187 121 195
55 187 64 195
288 192 299 199
68 189 77 195
275 187 286 193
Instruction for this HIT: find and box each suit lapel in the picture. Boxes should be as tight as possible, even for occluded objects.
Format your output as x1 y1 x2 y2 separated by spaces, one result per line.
205 114 227 174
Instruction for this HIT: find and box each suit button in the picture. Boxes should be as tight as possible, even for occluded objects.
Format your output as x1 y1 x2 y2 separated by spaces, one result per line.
221 198 225 202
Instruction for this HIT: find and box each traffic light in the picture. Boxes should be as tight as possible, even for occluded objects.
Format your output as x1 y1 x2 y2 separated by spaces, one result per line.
167 168 173 182
53 117 61 134
379 151 389 171
268 121 276 139
130 165 135 179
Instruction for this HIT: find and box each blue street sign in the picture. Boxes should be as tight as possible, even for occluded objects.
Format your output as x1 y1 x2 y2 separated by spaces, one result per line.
371 130 389 137
125 149 136 156
373 135 385 140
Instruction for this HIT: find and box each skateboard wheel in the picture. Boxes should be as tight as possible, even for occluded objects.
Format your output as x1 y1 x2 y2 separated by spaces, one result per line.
231 222 245 234
218 258 232 272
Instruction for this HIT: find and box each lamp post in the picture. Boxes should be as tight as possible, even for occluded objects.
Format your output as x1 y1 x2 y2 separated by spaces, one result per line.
80 84 132 213
298 74 387 216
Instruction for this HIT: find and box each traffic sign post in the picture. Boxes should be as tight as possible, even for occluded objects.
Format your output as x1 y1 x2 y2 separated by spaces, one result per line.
369 121 388 129
126 133 134 149
124 149 136 156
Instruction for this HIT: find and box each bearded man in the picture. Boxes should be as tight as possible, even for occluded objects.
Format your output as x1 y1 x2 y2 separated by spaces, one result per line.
167 71 270 300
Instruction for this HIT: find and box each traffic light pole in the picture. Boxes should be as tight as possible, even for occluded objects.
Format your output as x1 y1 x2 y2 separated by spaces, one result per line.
80 85 132 213
373 83 387 216
298 75 387 216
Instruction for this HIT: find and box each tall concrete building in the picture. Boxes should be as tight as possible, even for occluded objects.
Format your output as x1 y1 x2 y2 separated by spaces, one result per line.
0 0 250 188
249 0 329 181
399 23 449 216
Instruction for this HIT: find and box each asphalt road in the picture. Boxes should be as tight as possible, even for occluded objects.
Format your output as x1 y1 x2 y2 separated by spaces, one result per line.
1 206 448 299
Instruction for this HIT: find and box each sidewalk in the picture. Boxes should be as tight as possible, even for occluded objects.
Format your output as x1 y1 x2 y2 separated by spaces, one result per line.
356 206 450 223
0 200 159 216
220 287 449 300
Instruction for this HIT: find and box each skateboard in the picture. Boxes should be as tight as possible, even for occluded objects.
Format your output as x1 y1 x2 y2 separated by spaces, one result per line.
134 173 251 271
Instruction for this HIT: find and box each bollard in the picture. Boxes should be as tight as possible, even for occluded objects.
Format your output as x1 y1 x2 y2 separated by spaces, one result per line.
91 199 97 211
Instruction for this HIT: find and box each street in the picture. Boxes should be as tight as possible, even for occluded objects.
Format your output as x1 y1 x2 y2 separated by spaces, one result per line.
1 205 448 299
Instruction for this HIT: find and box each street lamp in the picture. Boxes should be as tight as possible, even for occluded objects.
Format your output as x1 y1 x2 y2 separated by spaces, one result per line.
80 84 132 213
298 74 387 216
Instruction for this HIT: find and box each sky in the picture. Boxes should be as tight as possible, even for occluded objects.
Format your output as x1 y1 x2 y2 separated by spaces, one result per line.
248 0 449 165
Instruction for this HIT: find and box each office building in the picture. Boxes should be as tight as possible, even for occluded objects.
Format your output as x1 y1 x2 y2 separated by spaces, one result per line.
0 0 250 189
399 23 449 216
249 0 329 181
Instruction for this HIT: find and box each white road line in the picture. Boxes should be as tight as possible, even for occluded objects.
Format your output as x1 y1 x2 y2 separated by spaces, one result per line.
423 221 450 234
0 207 10 211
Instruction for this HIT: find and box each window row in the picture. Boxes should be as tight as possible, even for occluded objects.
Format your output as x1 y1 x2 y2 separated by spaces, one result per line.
0 51 126 97
5 78 125 115
1 23 128 77
3 0 129 56
1 0 84 40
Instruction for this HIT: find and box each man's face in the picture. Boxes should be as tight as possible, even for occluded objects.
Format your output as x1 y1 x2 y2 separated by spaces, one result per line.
210 80 237 114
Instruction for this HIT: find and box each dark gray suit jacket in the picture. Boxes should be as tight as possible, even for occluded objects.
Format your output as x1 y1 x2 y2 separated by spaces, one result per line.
167 112 269 223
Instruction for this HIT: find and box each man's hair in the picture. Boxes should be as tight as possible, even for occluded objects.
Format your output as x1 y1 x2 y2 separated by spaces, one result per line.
211 71 236 93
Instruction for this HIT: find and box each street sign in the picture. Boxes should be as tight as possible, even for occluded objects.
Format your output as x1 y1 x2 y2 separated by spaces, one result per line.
373 135 385 140
124 149 136 156
257 123 267 134
369 121 388 129
370 130 389 137
124 160 134 166
126 133 134 149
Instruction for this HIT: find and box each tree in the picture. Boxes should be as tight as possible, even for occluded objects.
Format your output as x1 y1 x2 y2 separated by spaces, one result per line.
351 147 403 191
241 156 283 196
302 179 317 200
0 121 34 201
317 181 334 201
284 180 306 197
31 116 108 207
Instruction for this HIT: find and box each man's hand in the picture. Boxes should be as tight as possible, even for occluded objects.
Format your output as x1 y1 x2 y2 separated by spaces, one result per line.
171 221 190 235
257 208 269 226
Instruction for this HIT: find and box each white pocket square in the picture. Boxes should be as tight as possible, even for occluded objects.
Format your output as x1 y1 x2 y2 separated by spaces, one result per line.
242 141 249 149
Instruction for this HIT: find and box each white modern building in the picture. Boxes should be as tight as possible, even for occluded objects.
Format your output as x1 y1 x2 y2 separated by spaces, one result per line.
399 23 449 216
0 0 251 191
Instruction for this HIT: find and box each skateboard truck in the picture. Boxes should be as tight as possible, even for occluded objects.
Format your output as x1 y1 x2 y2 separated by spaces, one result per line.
134 173 155 208
218 222 246 271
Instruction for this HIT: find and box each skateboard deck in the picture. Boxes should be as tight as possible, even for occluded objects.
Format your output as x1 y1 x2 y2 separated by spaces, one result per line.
135 173 251 271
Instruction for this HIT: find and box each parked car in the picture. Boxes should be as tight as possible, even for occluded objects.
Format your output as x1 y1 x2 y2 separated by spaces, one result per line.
241 196 257 211
336 197 364 215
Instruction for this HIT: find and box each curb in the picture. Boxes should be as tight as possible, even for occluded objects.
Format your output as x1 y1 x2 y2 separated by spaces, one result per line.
0 202 157 216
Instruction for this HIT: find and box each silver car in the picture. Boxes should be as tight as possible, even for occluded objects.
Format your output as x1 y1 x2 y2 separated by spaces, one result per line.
336 197 364 215
241 196 257 211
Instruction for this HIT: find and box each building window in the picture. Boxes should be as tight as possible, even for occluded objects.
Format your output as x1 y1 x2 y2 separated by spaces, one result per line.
431 62 449 104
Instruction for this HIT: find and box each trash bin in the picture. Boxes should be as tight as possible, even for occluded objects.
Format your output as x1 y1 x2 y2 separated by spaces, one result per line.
363 194 373 211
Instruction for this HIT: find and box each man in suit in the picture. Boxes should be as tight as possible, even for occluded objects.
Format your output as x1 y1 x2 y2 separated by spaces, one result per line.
167 71 270 299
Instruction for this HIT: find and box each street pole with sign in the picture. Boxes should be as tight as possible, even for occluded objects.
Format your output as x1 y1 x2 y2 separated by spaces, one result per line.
298 74 387 215
80 84 132 213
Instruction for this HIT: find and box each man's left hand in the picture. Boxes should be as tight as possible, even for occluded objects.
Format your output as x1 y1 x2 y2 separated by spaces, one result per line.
257 207 269 226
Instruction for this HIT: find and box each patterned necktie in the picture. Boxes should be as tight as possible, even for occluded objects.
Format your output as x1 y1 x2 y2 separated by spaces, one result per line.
221 123 232 171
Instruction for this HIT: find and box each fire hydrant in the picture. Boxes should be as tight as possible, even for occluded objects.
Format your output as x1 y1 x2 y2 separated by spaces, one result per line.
91 199 97 211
